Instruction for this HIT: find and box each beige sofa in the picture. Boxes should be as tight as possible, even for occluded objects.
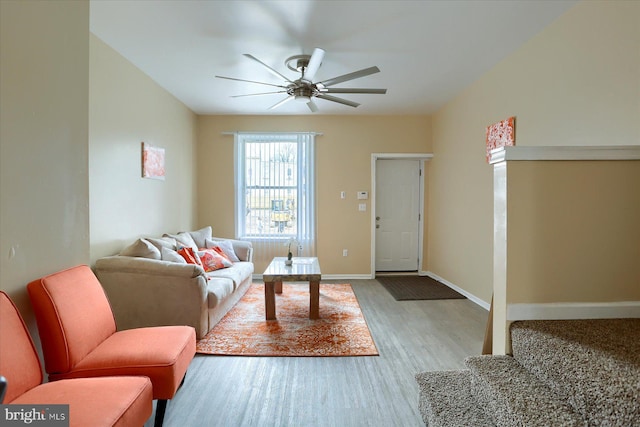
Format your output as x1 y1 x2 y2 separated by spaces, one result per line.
95 227 253 339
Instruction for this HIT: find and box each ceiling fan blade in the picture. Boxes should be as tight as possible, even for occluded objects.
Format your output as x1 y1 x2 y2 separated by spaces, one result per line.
322 88 387 94
231 90 288 98
307 100 319 113
243 54 293 83
318 66 380 87
302 48 325 83
316 94 360 108
269 96 294 110
215 75 288 89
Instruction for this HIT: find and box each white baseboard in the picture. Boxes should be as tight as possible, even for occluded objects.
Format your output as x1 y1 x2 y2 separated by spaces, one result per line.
322 274 374 280
423 271 491 311
507 301 640 321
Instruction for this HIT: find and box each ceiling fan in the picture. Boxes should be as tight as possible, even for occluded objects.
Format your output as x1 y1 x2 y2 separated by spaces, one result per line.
215 48 387 112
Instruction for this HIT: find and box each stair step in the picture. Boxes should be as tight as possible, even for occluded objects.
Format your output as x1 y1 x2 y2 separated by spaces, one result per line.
465 355 585 427
415 370 495 427
510 319 640 426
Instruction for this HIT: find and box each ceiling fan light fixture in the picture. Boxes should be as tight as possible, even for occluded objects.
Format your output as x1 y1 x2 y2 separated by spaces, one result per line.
292 86 313 102
219 48 386 112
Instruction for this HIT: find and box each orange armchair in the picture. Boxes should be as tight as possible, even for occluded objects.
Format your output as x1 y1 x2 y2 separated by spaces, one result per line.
0 291 153 426
27 265 196 427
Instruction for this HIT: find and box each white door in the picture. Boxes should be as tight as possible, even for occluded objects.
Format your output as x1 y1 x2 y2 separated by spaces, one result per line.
375 159 421 271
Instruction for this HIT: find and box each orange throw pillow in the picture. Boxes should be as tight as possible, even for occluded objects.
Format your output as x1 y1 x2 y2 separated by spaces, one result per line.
177 247 202 267
197 249 232 272
212 246 232 262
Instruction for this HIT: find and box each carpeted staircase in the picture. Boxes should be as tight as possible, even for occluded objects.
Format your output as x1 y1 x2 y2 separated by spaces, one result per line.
415 319 640 426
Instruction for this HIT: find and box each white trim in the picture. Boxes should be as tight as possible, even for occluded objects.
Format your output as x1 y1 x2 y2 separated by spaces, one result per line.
371 153 434 160
223 131 323 136
370 153 433 278
507 301 640 320
489 145 640 164
424 271 491 311
322 274 373 281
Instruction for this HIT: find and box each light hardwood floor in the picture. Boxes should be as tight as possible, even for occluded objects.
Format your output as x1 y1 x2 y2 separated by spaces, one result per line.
147 279 488 427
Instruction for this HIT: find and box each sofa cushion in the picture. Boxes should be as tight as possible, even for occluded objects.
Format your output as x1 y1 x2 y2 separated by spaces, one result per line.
147 237 177 252
206 261 253 291
206 238 241 262
161 247 186 264
188 226 212 249
206 278 235 309
198 249 232 272
120 239 161 259
164 232 198 252
177 247 202 267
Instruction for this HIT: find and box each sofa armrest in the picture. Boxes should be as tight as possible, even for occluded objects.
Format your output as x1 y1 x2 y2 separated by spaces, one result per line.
212 237 253 262
94 256 209 338
95 255 206 277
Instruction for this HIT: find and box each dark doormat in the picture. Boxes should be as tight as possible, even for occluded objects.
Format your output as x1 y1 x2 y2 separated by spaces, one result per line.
376 275 466 301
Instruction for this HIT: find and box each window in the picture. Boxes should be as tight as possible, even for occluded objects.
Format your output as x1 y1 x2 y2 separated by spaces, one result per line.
235 133 316 258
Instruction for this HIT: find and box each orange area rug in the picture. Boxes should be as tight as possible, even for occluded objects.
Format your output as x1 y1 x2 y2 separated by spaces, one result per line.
196 283 379 357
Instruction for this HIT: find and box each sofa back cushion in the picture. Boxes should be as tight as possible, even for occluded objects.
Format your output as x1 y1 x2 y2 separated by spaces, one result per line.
161 246 187 263
27 265 117 375
120 238 161 259
0 292 42 402
205 239 241 262
188 226 212 249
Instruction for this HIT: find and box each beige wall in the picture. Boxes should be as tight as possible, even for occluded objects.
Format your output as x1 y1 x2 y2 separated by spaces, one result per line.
89 35 198 262
197 115 431 274
507 160 640 303
429 1 640 305
0 1 90 335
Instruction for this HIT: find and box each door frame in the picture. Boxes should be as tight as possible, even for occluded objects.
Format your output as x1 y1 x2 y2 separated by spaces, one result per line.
370 153 433 278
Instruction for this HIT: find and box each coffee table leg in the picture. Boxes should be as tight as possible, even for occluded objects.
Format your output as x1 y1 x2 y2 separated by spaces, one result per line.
265 281 276 320
309 280 320 319
275 281 283 294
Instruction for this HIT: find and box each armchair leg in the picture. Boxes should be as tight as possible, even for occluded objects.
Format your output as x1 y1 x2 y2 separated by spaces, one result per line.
154 399 168 427
154 373 186 426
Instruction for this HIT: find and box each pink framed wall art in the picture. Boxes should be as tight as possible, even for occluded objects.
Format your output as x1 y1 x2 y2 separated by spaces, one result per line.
141 142 165 180
486 116 516 163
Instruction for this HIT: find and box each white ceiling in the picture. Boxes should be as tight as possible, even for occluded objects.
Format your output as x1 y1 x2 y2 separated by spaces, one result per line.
90 0 577 116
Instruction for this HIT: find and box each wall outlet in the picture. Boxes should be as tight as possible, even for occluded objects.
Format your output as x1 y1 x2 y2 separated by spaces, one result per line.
342 249 348 257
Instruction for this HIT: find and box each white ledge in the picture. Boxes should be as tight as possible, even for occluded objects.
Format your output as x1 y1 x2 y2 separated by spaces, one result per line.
507 301 640 321
489 145 640 164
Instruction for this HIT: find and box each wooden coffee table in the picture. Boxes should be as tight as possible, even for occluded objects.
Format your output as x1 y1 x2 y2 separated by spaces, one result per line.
262 257 322 320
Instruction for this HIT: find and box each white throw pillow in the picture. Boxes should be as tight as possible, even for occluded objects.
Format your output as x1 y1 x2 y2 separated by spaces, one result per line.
188 226 212 249
164 232 198 252
147 236 177 252
205 238 241 262
120 238 161 259
161 247 187 263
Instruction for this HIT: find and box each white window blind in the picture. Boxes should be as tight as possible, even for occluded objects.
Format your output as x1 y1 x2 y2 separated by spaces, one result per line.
235 132 316 265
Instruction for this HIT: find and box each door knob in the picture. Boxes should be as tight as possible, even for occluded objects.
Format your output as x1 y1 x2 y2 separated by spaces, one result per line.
376 224 380 229
376 216 380 221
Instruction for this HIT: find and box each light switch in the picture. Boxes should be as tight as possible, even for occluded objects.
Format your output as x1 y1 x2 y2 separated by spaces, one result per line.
340 191 346 199
357 191 368 200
